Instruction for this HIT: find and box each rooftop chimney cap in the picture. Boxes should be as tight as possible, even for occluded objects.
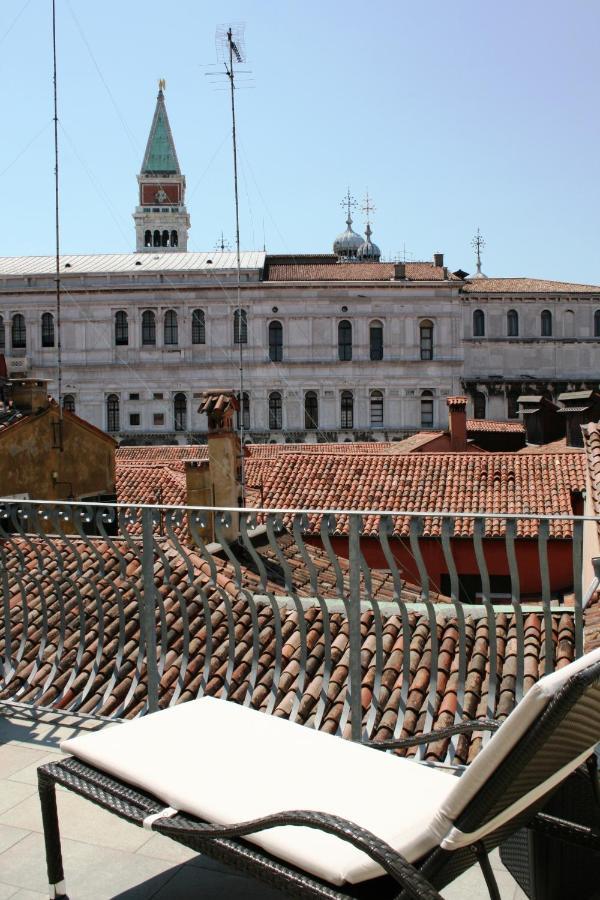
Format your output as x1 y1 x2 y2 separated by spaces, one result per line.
433 252 444 267
447 395 468 408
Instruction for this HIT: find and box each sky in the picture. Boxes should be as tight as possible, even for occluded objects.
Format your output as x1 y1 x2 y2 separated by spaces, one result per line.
1 0 600 283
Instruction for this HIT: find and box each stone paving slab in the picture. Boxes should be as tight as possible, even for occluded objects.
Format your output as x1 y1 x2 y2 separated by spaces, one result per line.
0 708 527 899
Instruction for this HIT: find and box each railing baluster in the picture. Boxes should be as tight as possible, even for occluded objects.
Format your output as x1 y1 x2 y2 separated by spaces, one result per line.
505 519 524 705
141 507 159 714
572 518 584 658
347 513 363 742
409 517 429 600
537 519 554 675
473 518 496 740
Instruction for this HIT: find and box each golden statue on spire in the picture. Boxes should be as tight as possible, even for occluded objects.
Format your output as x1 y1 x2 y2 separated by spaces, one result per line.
158 78 166 92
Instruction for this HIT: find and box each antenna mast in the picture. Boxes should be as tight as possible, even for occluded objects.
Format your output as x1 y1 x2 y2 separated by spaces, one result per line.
52 0 63 446
216 23 247 501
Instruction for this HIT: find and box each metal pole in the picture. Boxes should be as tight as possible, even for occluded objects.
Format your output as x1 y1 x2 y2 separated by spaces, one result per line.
348 514 363 742
227 28 245 501
51 0 63 441
141 508 159 712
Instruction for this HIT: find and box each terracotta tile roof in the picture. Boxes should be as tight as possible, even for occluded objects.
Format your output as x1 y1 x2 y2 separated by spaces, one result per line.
244 441 395 458
466 420 526 434
116 463 187 507
517 439 585 454
0 534 575 764
464 277 600 294
253 451 586 538
265 261 455 282
583 423 600 520
383 433 445 453
116 445 208 463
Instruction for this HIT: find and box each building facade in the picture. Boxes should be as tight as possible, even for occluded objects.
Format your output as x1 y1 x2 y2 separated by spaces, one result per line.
1 88 599 444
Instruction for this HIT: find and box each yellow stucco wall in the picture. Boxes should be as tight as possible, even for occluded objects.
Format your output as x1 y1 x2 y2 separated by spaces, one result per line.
0 406 115 501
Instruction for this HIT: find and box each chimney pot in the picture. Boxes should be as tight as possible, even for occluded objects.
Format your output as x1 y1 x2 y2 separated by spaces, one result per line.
433 252 444 268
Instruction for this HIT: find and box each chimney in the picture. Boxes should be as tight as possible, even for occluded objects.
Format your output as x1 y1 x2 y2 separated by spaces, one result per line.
433 252 444 268
185 460 214 542
195 391 242 543
10 378 50 414
447 396 468 451
394 262 406 280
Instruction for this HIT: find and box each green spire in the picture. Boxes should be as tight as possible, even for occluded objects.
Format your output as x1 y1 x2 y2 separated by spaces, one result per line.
141 87 180 175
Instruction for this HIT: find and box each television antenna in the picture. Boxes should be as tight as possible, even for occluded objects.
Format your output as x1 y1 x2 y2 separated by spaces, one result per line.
213 23 249 498
51 0 63 447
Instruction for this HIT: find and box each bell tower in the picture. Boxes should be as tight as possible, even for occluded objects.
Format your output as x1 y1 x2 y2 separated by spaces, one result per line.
133 81 190 252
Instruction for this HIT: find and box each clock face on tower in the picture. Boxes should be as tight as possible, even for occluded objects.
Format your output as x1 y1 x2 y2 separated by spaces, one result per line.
154 188 168 203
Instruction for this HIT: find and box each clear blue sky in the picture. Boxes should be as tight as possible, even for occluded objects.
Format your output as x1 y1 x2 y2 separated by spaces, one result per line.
2 0 600 283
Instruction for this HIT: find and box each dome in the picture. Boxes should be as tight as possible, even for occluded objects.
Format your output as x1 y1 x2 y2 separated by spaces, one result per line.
356 224 381 261
333 217 363 258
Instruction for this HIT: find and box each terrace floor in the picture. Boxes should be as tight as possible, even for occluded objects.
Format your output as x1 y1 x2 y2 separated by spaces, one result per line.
0 705 527 900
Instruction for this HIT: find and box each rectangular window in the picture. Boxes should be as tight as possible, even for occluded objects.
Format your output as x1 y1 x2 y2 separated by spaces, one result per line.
153 392 164 400
129 393 140 401
153 413 165 426
129 413 140 426
420 327 433 360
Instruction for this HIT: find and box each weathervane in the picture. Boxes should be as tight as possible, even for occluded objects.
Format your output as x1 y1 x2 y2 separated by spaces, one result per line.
472 227 485 276
214 231 231 252
341 188 357 225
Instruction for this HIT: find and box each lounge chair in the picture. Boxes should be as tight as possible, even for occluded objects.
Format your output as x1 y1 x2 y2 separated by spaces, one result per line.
38 648 600 900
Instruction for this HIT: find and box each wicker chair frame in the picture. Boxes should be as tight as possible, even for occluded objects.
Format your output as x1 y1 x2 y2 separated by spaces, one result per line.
37 659 600 900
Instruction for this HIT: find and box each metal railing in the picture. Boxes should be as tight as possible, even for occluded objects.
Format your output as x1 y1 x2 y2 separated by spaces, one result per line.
0 498 595 764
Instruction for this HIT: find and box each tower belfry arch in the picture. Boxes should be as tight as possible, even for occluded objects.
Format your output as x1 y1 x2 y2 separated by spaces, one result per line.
133 82 190 252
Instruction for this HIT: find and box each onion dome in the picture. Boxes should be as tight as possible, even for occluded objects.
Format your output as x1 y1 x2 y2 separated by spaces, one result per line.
356 223 381 261
333 213 363 259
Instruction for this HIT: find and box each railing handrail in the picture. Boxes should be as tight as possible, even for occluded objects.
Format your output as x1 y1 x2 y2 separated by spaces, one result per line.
0 495 597 524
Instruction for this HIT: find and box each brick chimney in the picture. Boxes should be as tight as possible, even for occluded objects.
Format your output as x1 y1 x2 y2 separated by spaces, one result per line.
10 378 50 414
394 262 406 280
190 391 242 544
447 396 468 451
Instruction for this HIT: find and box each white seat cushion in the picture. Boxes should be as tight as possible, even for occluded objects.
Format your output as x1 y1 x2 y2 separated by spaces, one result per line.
62 697 457 886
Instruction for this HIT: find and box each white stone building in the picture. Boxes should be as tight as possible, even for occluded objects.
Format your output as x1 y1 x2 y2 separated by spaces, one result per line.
0 88 599 444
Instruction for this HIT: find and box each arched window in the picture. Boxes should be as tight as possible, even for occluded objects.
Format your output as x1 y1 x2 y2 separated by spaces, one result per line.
153 230 161 247
269 391 282 430
473 309 485 337
304 391 318 429
144 230 152 247
106 394 119 433
114 310 128 346
234 308 247 344
473 390 486 420
161 230 169 247
171 230 178 247
595 310 600 338
142 310 156 345
338 320 352 361
268 320 283 361
564 310 574 338
541 309 552 337
236 392 250 430
0 315 4 349
420 320 433 360
507 309 519 337
173 393 187 431
192 309 205 344
62 394 75 413
41 312 55 348
164 309 178 345
341 390 354 428
370 389 384 425
420 390 434 427
12 313 26 349
369 321 383 360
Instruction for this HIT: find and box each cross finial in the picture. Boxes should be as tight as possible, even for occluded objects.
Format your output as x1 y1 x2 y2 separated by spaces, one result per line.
341 188 357 226
362 190 376 224
158 78 166 92
471 227 485 274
